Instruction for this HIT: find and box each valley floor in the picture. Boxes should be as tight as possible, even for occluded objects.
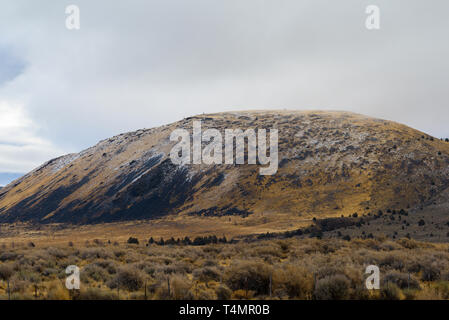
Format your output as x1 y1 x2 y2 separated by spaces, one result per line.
0 213 313 247
1 202 448 247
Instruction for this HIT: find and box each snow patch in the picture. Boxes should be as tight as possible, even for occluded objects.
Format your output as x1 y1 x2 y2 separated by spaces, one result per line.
50 154 80 173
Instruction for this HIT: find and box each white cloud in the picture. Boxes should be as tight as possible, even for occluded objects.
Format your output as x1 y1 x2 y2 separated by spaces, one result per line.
0 101 64 173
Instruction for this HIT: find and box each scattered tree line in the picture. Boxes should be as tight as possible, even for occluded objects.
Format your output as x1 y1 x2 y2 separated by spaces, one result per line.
127 235 229 246
126 207 448 246
257 208 412 241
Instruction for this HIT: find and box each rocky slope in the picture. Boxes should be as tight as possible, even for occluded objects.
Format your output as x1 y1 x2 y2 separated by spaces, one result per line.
0 110 448 224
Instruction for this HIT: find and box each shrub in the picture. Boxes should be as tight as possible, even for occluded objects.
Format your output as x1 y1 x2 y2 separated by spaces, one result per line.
202 259 218 267
231 289 255 299
397 238 418 249
93 259 117 274
215 284 232 300
77 288 117 300
153 275 194 299
193 267 222 282
401 288 417 300
251 243 284 259
46 247 67 259
379 241 401 251
196 287 217 300
127 237 139 245
382 272 420 290
274 265 314 299
81 264 111 283
108 266 144 291
380 283 402 300
225 260 272 295
314 274 351 300
441 270 449 281
154 283 171 299
379 254 406 270
0 264 14 280
79 248 113 260
316 265 347 280
42 267 58 277
10 277 29 294
171 275 194 300
414 287 443 300
0 252 19 262
434 281 449 299
421 264 440 282
46 281 70 300
350 286 372 300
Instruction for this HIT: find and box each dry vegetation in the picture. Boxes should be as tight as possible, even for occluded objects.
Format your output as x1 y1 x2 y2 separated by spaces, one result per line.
1 236 449 300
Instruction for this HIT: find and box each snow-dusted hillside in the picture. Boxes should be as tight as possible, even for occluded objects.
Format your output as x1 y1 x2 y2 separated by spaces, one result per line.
0 110 449 224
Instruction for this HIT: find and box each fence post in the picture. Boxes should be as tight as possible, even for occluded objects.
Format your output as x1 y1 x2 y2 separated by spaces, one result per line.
408 273 410 290
269 274 272 298
167 277 171 298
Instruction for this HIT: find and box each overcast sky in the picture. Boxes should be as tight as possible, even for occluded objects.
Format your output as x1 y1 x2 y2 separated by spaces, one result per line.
0 0 448 185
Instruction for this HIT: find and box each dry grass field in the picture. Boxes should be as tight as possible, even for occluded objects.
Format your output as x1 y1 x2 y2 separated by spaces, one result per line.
1 235 449 300
0 213 312 247
1 202 448 300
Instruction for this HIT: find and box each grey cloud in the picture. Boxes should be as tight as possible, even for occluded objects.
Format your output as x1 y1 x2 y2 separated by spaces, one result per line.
0 0 448 178
0 46 25 85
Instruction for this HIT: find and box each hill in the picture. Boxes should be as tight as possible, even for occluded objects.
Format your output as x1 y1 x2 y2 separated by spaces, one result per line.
0 110 448 232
